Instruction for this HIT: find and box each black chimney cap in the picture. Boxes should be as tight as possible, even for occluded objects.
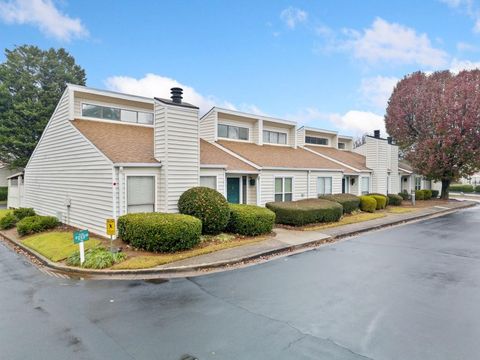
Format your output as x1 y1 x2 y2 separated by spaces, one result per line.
170 87 183 104
373 130 380 138
387 136 393 144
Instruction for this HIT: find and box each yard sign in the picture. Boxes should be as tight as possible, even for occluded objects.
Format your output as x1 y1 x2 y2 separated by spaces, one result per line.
73 229 89 265
106 218 116 252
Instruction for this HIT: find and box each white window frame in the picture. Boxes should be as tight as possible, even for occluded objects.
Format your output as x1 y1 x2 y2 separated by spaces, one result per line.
274 176 294 202
263 130 288 145
305 136 329 146
217 124 249 141
415 176 422 191
317 177 333 196
81 101 154 125
124 174 157 214
361 176 370 195
200 176 217 190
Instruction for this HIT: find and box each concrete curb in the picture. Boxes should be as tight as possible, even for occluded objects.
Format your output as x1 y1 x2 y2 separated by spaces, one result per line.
0 201 476 278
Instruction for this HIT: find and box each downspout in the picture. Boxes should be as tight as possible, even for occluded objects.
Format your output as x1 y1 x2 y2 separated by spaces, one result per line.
307 170 311 199
111 166 117 239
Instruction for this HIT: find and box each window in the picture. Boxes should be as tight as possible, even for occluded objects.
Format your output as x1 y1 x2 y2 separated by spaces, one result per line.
263 130 287 144
217 124 249 140
338 142 346 149
81 103 153 125
317 177 332 195
127 176 155 213
275 177 293 202
200 176 217 190
361 177 370 194
415 177 422 190
305 136 328 145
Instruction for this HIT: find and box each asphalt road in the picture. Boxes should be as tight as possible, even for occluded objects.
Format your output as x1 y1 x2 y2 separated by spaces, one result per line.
1 207 480 360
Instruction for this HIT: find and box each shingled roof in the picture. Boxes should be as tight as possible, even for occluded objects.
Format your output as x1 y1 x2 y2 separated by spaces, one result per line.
304 145 370 171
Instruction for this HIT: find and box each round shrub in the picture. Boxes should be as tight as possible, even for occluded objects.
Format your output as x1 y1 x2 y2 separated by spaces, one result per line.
0 212 17 230
423 189 432 200
117 212 202 252
319 193 360 214
266 199 342 226
359 196 377 213
369 193 389 206
415 190 425 200
431 190 439 198
178 187 230 235
370 195 387 209
475 185 480 193
398 191 410 200
449 184 474 193
227 204 275 236
17 215 59 236
387 194 403 206
13 207 36 220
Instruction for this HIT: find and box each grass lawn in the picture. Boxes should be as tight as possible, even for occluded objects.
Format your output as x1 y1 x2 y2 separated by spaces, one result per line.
387 207 417 214
302 211 387 231
22 231 101 262
112 234 268 270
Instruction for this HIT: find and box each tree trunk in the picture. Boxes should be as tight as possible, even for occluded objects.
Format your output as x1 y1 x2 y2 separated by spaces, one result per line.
440 178 451 200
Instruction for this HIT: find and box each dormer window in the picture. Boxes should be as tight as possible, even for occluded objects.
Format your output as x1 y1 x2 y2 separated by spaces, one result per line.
305 136 328 145
218 124 249 140
338 142 346 149
81 103 153 124
263 130 287 144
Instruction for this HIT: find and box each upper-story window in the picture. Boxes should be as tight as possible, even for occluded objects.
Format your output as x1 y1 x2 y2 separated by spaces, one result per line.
305 136 328 145
338 142 346 149
82 103 154 125
218 124 249 140
263 130 287 145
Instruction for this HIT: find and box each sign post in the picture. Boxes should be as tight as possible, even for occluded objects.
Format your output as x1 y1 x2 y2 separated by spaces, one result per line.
73 229 89 265
106 218 116 252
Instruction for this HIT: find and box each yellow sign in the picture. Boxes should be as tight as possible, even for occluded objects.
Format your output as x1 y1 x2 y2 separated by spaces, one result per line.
106 218 116 236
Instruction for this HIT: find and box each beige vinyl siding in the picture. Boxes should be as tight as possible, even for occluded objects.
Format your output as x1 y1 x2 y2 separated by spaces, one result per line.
200 168 225 195
388 144 400 194
117 167 162 216
199 109 217 142
0 166 20 187
305 130 337 148
309 171 343 197
155 101 199 212
353 144 366 156
24 90 114 236
365 137 388 194
252 120 262 145
259 170 308 206
247 175 257 205
296 127 306 147
74 92 153 118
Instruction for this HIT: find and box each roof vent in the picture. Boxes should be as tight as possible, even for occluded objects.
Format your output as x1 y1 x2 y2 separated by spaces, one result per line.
387 136 393 144
170 87 183 104
373 130 380 138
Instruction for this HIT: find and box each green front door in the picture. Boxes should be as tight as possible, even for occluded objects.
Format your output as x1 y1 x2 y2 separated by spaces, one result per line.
227 177 240 203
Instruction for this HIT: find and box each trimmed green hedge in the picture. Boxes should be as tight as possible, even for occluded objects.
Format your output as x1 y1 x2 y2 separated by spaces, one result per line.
359 196 376 213
449 184 474 193
415 189 433 200
13 208 36 220
0 212 17 230
369 193 389 206
0 187 7 201
399 191 410 200
319 193 360 214
227 204 275 236
431 190 439 198
387 194 403 206
266 199 342 226
178 187 230 235
370 195 386 209
476 185 480 193
118 212 202 252
17 215 59 236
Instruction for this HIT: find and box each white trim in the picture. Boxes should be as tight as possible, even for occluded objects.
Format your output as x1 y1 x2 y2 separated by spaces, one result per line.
213 106 297 126
111 167 117 238
124 173 158 213
301 146 362 173
114 163 162 167
274 175 294 202
211 142 261 170
256 174 261 206
262 129 289 146
68 84 154 104
201 164 228 169
261 166 344 171
75 116 154 128
225 170 260 174
398 167 413 174
6 172 24 180
317 176 333 196
298 125 338 135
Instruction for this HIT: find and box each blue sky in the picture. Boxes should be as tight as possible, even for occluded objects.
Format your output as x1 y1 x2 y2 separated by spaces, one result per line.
1 0 480 135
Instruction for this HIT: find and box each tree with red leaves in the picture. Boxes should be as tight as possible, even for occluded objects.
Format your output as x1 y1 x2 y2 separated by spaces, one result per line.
385 70 480 199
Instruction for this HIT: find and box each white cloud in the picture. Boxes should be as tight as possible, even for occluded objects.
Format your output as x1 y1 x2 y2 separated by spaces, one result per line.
360 76 398 111
344 18 448 68
450 58 480 72
0 0 87 41
440 0 480 33
457 41 478 52
280 7 307 29
105 73 263 116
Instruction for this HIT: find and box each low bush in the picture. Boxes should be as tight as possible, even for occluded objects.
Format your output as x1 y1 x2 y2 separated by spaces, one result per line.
449 184 474 193
431 190 439 198
178 187 230 235
13 208 36 220
476 185 480 193
266 199 342 226
0 187 7 201
227 204 275 236
423 189 432 200
359 196 377 213
415 190 425 200
0 212 17 230
387 194 403 206
16 215 59 236
66 247 126 269
370 195 387 209
399 191 410 200
369 193 389 206
319 193 360 214
117 212 202 252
